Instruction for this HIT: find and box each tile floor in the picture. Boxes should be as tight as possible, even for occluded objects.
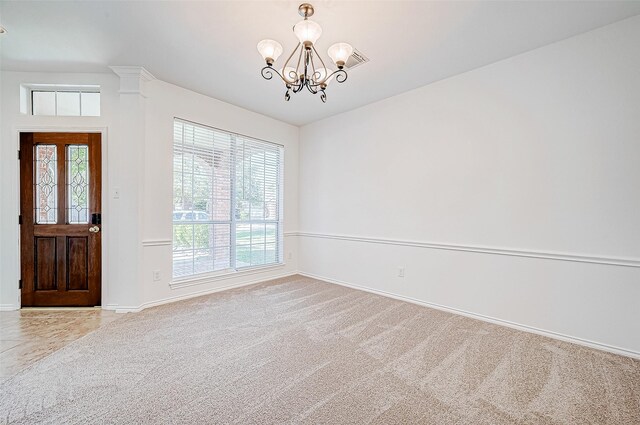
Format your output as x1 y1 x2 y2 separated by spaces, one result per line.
0 308 120 381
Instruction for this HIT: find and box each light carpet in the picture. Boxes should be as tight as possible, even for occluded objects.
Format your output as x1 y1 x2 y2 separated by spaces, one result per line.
1 275 639 424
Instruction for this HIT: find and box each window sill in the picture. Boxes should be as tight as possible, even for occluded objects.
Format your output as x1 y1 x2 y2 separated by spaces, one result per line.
170 263 286 290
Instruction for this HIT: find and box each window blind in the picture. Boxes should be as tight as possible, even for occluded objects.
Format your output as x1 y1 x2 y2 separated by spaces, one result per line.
173 119 284 279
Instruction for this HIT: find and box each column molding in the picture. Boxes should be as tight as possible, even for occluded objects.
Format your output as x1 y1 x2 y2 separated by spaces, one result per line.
109 66 155 97
106 65 152 308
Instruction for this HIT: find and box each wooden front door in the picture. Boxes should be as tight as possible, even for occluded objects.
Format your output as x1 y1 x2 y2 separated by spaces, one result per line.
20 133 102 307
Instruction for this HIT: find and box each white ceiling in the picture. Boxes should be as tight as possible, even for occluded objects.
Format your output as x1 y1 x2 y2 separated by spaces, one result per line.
1 1 640 126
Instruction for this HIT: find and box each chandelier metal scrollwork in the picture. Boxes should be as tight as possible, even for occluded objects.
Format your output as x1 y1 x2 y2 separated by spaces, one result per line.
257 3 353 103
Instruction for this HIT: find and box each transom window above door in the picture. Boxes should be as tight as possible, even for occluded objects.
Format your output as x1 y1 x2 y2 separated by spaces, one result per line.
20 84 101 117
172 119 284 279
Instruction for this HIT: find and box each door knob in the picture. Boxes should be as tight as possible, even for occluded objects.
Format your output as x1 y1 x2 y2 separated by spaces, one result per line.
89 226 100 233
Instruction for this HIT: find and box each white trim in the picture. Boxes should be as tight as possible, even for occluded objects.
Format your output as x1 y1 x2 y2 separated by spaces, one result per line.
109 66 155 97
298 271 640 360
170 263 286 289
0 304 20 311
142 239 172 247
292 232 640 268
117 90 148 95
109 66 155 82
108 271 297 313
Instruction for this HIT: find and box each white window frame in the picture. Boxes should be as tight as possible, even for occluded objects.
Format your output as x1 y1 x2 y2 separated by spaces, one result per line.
22 84 101 117
171 118 285 285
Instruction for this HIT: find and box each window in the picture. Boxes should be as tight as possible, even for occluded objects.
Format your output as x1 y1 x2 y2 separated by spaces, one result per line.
31 89 100 116
172 119 284 279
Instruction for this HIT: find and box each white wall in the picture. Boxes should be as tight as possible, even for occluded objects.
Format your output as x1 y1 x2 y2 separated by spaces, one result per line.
298 16 640 356
0 71 299 311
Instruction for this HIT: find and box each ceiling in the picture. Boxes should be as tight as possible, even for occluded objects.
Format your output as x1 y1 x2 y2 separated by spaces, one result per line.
1 1 640 126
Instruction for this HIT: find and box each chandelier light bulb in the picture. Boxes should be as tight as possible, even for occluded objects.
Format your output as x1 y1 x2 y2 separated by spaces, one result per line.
293 19 322 45
257 39 283 65
327 43 353 68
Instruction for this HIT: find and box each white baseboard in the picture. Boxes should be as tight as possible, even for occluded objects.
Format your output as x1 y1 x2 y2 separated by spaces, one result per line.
106 272 298 313
98 305 136 313
298 271 640 360
0 304 19 311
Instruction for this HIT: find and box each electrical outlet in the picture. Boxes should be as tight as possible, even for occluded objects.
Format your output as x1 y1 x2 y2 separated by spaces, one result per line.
398 267 405 278
113 188 120 199
153 270 161 282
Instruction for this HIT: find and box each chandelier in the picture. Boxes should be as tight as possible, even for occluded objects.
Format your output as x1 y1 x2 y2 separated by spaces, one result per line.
257 3 353 103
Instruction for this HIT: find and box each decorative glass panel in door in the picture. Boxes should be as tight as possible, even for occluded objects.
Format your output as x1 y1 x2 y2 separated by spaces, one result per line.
67 145 90 224
34 145 58 224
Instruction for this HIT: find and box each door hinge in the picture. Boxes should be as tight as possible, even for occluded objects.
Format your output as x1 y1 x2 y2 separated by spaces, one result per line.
18 215 22 225
18 150 21 160
19 279 22 289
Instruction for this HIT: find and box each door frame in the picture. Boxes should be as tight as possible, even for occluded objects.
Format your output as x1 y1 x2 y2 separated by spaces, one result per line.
14 126 109 309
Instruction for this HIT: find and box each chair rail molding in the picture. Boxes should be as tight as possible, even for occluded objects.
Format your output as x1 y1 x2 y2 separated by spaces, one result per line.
141 239 172 247
293 232 640 268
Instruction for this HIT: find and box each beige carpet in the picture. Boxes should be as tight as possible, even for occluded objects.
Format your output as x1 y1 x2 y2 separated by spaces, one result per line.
1 275 639 424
